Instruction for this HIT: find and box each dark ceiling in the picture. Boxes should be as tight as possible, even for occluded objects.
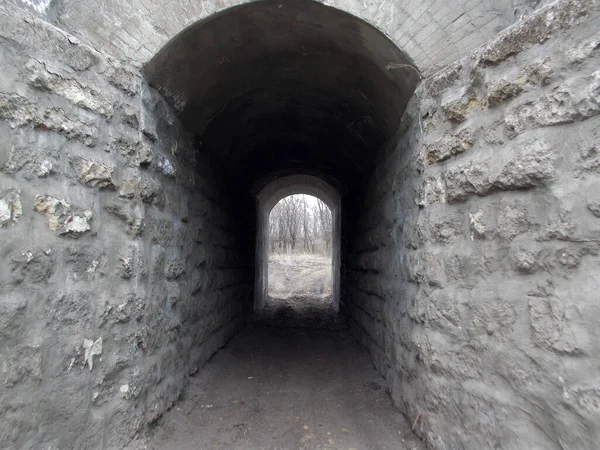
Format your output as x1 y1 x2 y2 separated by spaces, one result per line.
143 0 419 195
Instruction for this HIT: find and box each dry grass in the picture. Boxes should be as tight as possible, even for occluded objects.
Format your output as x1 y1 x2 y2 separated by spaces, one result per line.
268 253 332 299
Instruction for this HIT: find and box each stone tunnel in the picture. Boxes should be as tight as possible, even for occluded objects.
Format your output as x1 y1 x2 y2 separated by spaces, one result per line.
1 0 600 448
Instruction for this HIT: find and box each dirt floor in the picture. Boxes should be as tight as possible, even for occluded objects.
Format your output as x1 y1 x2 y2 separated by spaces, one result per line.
254 295 341 329
139 323 424 450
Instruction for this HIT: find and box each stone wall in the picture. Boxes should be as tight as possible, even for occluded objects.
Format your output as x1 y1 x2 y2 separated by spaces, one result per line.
0 3 252 448
19 0 524 72
346 1 600 448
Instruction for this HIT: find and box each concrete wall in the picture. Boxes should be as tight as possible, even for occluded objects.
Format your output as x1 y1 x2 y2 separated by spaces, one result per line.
0 3 253 448
347 1 600 448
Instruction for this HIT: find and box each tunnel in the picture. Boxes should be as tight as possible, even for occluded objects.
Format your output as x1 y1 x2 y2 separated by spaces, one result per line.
139 0 421 371
2 0 600 448
142 0 420 320
138 4 422 443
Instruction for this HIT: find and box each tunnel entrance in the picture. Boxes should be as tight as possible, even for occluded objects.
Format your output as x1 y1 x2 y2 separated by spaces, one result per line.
255 176 341 326
267 193 333 305
143 0 419 323
139 0 421 443
4 0 598 447
143 0 420 200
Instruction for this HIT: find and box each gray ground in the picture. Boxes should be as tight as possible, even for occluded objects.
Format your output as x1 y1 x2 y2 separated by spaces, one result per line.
268 254 332 299
255 296 341 330
139 323 424 450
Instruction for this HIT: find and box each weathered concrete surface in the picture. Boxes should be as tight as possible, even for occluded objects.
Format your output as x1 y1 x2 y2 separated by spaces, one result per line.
0 3 253 448
347 1 600 448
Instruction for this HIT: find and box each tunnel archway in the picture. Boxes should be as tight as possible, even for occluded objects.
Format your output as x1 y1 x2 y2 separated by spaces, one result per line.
255 175 341 314
140 0 422 439
143 0 421 198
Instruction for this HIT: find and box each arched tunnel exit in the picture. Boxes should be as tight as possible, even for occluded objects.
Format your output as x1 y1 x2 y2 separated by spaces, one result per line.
143 0 419 315
141 0 421 447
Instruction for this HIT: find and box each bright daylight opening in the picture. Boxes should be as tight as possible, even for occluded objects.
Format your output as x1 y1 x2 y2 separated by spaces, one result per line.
267 194 333 310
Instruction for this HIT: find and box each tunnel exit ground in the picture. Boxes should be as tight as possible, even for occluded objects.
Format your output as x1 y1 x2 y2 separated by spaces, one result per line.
143 326 425 450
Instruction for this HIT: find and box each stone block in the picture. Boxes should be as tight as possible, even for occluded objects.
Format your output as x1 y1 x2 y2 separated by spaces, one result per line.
24 59 113 117
118 102 140 129
0 93 37 127
443 140 557 203
566 31 600 64
416 175 446 206
441 88 478 123
63 245 107 281
157 155 176 178
37 108 98 146
164 258 184 280
444 161 493 203
3 345 42 388
484 58 553 107
0 292 27 339
70 156 117 189
9 248 54 284
33 194 92 237
494 140 557 190
104 58 140 96
574 144 600 177
422 128 474 164
528 285 588 355
505 70 600 136
1 140 59 180
496 203 534 240
104 201 145 236
108 135 153 167
0 188 22 226
427 213 463 245
510 247 540 273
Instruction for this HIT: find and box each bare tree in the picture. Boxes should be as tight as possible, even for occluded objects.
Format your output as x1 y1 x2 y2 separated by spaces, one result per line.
316 198 332 251
302 196 315 252
268 194 332 255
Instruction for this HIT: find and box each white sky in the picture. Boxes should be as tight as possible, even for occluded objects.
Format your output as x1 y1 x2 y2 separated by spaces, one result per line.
277 194 321 207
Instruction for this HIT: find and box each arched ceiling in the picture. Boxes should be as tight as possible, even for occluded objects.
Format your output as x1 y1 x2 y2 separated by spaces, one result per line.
144 0 420 193
258 175 340 213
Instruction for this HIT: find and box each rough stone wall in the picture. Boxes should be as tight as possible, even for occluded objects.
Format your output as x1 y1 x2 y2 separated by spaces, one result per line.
0 4 252 449
347 1 600 448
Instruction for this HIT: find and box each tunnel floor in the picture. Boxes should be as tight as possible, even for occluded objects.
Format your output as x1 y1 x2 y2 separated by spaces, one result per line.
141 323 424 450
255 296 342 329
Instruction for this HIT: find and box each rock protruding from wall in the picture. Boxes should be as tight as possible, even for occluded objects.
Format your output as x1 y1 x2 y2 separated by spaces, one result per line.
347 1 600 449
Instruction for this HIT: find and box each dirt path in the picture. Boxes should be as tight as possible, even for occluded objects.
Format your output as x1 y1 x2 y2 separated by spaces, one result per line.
268 254 332 299
139 325 424 450
255 296 341 329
